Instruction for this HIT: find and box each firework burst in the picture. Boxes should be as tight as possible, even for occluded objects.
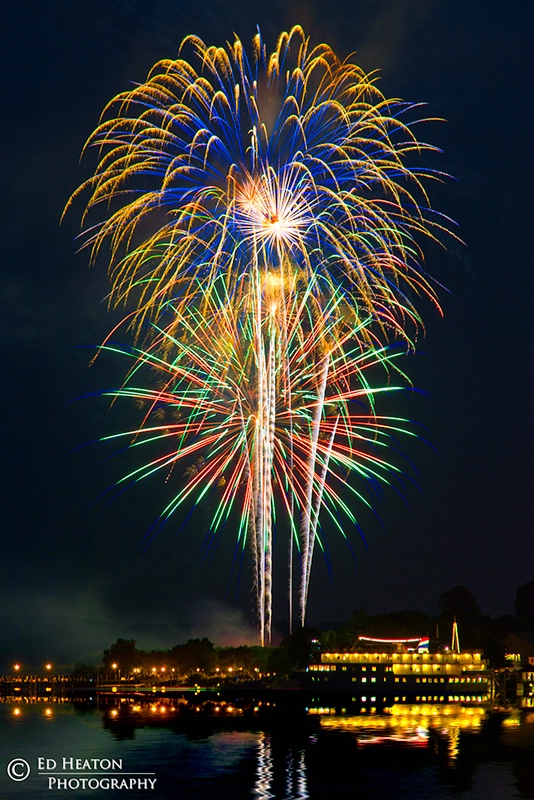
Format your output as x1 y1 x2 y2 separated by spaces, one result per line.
100 274 413 643
67 25 451 344
68 27 453 643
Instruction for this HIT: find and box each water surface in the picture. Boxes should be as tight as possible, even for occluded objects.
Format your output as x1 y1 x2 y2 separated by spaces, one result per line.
2 699 533 799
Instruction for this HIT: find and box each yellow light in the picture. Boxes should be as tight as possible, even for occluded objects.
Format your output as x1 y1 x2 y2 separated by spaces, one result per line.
264 271 284 289
503 714 522 727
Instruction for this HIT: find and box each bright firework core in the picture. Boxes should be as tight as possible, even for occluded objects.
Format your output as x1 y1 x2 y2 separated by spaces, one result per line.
234 172 312 253
68 26 454 646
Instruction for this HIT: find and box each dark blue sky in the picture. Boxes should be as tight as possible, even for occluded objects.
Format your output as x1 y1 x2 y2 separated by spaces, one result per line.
1 0 531 668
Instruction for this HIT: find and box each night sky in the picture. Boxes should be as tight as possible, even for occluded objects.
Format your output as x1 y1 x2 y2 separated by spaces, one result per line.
1 0 531 669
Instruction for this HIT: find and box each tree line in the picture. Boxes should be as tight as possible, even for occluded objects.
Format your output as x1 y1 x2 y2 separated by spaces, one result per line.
73 581 533 678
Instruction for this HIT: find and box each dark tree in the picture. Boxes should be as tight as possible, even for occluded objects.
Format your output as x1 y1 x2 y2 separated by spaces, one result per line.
339 608 372 649
171 638 215 674
102 639 139 673
216 645 271 674
438 586 482 626
515 581 534 629
267 626 321 672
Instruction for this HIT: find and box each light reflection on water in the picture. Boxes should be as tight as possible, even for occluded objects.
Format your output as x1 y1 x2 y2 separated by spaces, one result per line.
253 733 308 800
318 703 485 759
254 732 274 799
1 699 533 799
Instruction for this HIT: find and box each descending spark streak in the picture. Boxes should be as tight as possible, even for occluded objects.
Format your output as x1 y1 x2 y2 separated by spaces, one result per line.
300 351 330 624
303 414 340 627
252 274 277 646
98 274 414 643
69 27 453 642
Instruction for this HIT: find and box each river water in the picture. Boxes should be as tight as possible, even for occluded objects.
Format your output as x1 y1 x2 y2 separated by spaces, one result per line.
2 698 533 799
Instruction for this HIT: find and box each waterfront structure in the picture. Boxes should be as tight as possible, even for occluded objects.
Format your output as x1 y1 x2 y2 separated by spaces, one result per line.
503 631 534 707
503 632 534 667
306 635 491 703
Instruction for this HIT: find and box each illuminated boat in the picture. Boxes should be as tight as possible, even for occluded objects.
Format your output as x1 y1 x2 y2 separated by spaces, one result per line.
306 632 491 704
